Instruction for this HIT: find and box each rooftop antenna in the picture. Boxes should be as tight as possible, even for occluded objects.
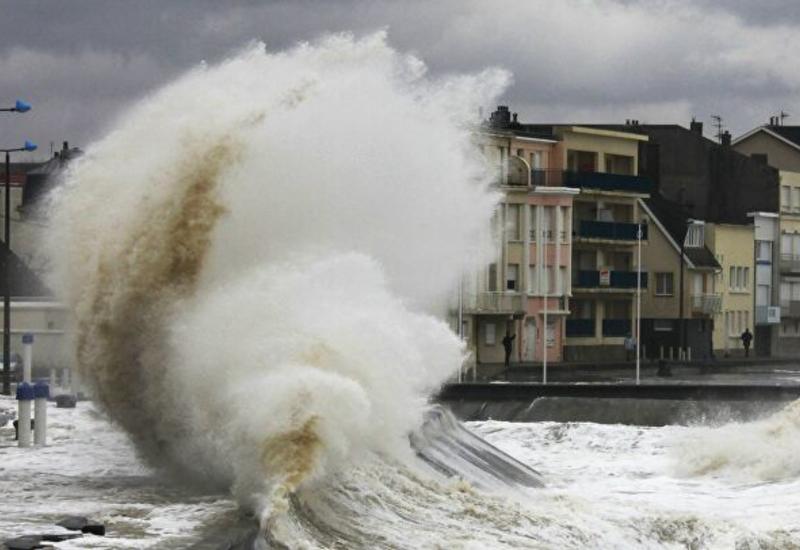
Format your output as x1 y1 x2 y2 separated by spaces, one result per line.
780 110 790 125
711 115 724 143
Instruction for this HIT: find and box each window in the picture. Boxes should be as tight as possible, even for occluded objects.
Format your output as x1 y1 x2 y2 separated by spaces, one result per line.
507 204 521 241
530 151 543 170
529 206 537 240
528 264 537 293
559 266 568 294
793 188 800 212
782 185 791 211
757 284 769 305
729 266 749 291
685 224 704 248
542 207 553 241
485 323 496 345
757 241 772 262
782 233 792 256
506 264 519 291
655 272 674 296
560 206 569 242
488 263 498 292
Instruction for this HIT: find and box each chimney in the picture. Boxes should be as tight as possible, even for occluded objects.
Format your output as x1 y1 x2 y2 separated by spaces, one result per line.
489 105 511 127
62 141 69 151
690 118 703 135
512 112 518 124
721 131 732 146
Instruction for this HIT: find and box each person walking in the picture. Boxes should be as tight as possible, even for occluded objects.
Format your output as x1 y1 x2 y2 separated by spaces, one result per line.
741 328 753 358
502 331 516 368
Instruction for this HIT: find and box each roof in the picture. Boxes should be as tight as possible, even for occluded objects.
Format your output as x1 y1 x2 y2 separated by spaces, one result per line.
732 125 800 153
641 193 721 270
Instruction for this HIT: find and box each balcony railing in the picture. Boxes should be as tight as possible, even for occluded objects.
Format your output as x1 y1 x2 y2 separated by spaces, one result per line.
564 170 653 194
574 270 648 289
691 293 722 315
577 220 647 241
462 292 525 314
566 319 594 337
780 254 800 273
602 319 632 337
529 169 653 194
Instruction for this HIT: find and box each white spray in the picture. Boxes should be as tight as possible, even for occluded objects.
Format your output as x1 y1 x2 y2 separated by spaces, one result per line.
45 32 508 523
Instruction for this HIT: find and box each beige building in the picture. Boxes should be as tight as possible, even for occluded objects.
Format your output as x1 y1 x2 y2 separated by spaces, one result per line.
733 124 800 355
548 125 652 361
706 223 755 355
638 197 720 359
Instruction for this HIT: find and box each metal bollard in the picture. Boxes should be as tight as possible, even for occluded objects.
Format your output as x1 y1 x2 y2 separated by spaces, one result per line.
22 333 33 383
34 381 49 446
16 382 34 448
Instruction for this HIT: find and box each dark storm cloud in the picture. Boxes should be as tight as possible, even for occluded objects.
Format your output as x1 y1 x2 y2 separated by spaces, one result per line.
1 0 798 160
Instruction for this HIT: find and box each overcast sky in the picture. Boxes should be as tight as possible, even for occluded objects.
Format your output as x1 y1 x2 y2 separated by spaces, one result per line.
1 0 799 161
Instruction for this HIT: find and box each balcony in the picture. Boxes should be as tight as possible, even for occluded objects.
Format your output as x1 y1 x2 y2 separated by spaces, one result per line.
602 319 631 337
576 220 647 242
780 254 800 273
530 169 652 194
566 318 594 337
691 293 722 315
563 170 653 194
462 292 525 315
573 270 648 290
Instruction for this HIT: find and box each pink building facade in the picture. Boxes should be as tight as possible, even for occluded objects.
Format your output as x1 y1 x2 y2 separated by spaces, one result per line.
461 117 578 369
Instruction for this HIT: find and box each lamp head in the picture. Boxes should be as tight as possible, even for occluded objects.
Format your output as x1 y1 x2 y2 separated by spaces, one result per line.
14 100 31 113
23 140 37 152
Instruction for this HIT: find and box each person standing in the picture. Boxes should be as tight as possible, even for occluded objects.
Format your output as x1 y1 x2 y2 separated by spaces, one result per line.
624 334 636 362
502 331 516 368
741 328 753 357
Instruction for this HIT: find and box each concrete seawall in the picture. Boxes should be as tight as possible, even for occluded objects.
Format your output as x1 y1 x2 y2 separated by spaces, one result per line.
438 383 800 425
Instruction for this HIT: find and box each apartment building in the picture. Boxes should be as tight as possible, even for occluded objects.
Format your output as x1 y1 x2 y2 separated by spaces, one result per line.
462 107 578 370
705 223 755 356
733 123 800 355
540 125 652 361
638 195 720 360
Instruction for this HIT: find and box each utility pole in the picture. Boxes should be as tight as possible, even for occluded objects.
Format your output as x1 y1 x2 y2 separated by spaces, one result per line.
636 222 642 385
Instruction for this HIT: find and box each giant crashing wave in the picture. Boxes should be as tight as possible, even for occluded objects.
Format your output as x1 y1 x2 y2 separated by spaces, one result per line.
45 31 549 544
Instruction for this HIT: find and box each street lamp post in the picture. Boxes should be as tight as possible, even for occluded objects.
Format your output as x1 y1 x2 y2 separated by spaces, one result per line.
0 100 31 114
1 139 37 395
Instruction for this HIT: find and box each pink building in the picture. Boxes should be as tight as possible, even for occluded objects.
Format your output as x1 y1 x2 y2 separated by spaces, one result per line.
461 107 578 370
